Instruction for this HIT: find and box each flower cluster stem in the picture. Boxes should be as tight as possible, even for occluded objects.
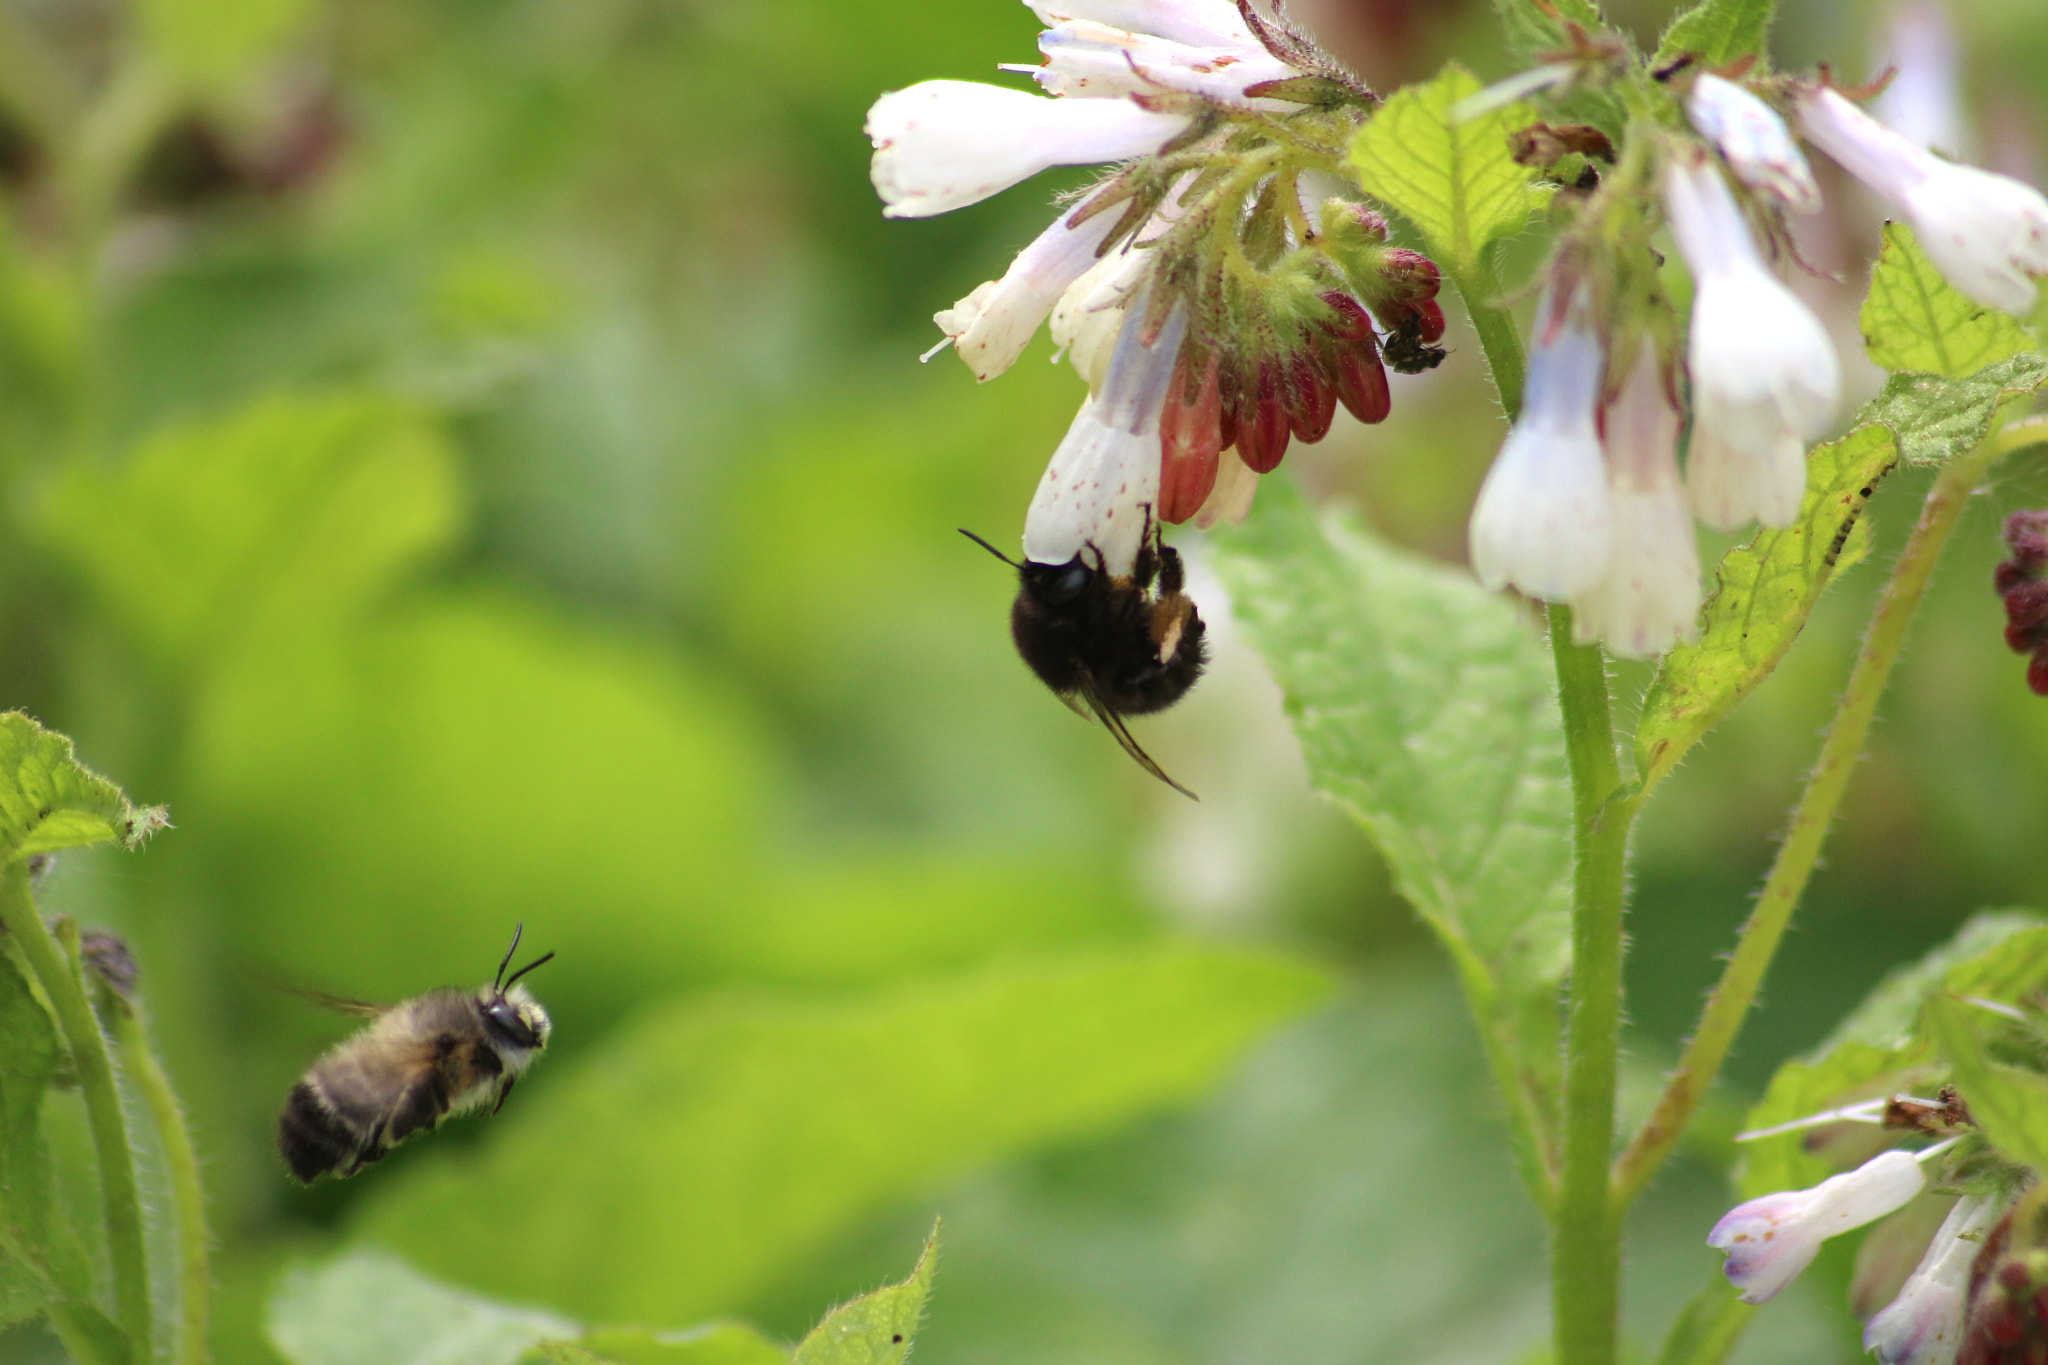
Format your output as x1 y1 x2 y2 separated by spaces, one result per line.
0 863 152 1357
1613 416 2048 1203
1549 605 1633 1365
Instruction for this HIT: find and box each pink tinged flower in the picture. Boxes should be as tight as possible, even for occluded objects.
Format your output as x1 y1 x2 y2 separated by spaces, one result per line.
1663 152 1839 532
1023 298 1189 576
866 80 1191 219
1025 0 1258 50
1686 73 1823 215
1468 287 1613 602
1571 346 1700 659
1797 87 2048 315
1021 21 1296 104
1707 1149 1928 1304
1865 1194 2006 1365
933 202 1121 381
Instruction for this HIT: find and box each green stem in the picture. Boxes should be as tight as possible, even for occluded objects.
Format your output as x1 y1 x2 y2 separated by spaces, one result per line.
1453 261 1526 418
111 1003 209 1365
1549 604 1633 1365
0 865 152 1355
1612 416 2048 1203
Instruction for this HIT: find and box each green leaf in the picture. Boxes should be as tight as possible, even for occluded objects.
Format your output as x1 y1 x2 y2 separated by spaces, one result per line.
535 1325 786 1365
1819 911 2047 1054
0 713 167 862
789 1224 937 1365
1635 424 1895 795
1652 1268 1754 1365
1492 0 1604 62
1210 477 1570 1188
0 950 60 1327
138 0 317 84
1733 1040 1922 1201
39 392 461 671
269 1249 580 1365
45 1302 134 1365
1925 995 2048 1173
1656 0 1776 67
354 946 1329 1324
1348 63 1546 279
1862 223 2035 377
1853 351 2048 467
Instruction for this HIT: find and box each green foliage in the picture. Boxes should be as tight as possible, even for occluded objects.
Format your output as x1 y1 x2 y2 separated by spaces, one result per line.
787 1223 936 1365
1492 0 1605 62
1211 478 1569 1188
1819 912 2047 1054
1862 224 2036 377
1651 1270 1754 1365
541 1326 786 1365
0 713 167 861
1924 995 2048 1172
0 950 67 1326
1348 64 1547 281
1854 352 2048 467
353 947 1329 1324
1656 0 1777 67
138 0 316 84
269 1250 579 1365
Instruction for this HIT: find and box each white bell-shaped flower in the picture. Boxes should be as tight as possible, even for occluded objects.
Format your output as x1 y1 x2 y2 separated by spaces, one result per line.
1025 0 1258 50
1023 20 1294 103
1664 151 1839 531
1864 1193 2006 1365
1686 73 1822 215
1571 345 1700 658
1468 284 1614 602
867 80 1189 219
1797 86 2048 314
934 204 1121 381
1707 1149 1928 1305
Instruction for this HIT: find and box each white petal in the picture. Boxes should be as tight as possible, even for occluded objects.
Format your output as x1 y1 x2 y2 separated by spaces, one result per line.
1899 162 2048 315
1685 421 1809 532
1032 20 1294 103
1026 0 1258 50
1687 73 1822 215
867 81 1189 219
1708 1150 1927 1305
1797 86 1936 202
1193 446 1258 528
936 203 1119 381
1468 307 1613 601
1864 1193 2004 1365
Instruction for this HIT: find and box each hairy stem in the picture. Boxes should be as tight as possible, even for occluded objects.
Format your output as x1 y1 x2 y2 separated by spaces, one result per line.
1613 416 2048 1202
111 1002 210 1365
1549 605 1633 1365
0 865 152 1355
1454 260 1526 418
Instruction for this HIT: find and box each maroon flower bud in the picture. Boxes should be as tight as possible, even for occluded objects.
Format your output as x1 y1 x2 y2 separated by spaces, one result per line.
2030 650 2048 696
1379 248 1442 304
1344 204 1389 241
1234 360 1292 473
1159 349 1223 525
1285 350 1336 443
2007 510 2048 569
1994 508 2048 694
2007 580 2048 640
1328 328 1391 424
1317 290 1375 342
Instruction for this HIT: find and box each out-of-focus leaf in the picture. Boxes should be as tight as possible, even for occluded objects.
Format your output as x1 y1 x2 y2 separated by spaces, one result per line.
1855 352 2048 468
1818 911 2045 1054
1652 1267 1754 1365
1925 995 2048 1173
1656 0 1776 67
1862 224 2035 377
0 713 167 861
0 950 64 1326
268 1249 579 1365
1348 64 1545 279
1733 1041 1919 1201
1493 0 1604 63
789 1225 936 1365
1636 425 1894 795
138 0 316 84
40 392 460 671
535 1325 787 1365
45 1302 133 1365
1211 477 1569 1194
354 946 1330 1324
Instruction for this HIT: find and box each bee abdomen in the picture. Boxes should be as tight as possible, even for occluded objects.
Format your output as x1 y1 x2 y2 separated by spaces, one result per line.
278 1081 362 1185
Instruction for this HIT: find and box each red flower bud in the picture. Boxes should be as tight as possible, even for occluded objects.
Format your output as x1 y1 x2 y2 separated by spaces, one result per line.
1159 350 1223 525
1317 291 1375 342
1329 328 1391 424
2032 650 2048 696
1379 248 1442 304
1285 350 1336 443
2007 510 2048 568
2007 580 2048 638
1234 359 1292 473
1344 204 1389 241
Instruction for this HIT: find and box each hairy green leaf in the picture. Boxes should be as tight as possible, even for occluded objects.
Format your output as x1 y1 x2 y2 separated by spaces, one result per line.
0 950 62 1327
1636 424 1893 794
1348 63 1546 279
1211 477 1569 1190
1821 911 2047 1054
1492 0 1603 62
1733 1041 1922 1201
356 947 1328 1324
1925 995 2048 1173
1863 223 2035 377
46 1302 133 1365
40 392 460 671
1656 0 1776 67
536 1326 786 1365
789 1224 937 1365
1651 1267 1754 1365
0 714 167 862
269 1249 580 1365
1855 352 2048 467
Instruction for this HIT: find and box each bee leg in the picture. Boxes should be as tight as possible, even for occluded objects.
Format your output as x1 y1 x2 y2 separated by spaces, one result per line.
1157 541 1186 596
491 1076 517 1115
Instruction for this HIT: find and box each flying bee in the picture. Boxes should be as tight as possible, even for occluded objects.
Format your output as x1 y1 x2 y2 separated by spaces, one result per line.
277 926 554 1184
963 397 1207 798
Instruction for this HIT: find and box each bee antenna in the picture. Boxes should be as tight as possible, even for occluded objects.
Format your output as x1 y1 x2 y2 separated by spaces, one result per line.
958 528 1020 569
494 923 525 993
501 951 556 992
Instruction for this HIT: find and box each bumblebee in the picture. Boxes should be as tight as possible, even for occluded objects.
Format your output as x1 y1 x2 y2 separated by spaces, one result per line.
277 926 554 1184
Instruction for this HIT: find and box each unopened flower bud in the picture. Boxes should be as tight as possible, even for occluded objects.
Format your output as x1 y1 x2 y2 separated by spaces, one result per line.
1687 73 1822 215
1996 508 2048 695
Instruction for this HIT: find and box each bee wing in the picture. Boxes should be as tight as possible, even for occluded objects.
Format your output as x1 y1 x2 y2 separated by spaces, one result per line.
1077 682 1199 801
287 988 388 1019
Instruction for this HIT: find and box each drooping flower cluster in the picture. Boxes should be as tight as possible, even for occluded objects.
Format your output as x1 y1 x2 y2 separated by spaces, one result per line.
1996 510 2048 696
1469 62 2048 658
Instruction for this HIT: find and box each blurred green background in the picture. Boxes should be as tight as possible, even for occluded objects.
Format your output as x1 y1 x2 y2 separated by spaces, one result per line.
2 0 2047 1361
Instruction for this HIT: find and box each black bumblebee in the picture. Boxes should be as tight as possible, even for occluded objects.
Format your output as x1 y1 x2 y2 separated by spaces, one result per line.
963 512 1207 798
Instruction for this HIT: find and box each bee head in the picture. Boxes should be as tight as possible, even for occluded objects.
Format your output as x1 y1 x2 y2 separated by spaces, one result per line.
482 985 553 1053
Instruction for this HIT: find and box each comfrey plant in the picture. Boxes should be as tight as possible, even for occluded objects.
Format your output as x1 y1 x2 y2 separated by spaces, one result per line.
870 2 2048 1364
